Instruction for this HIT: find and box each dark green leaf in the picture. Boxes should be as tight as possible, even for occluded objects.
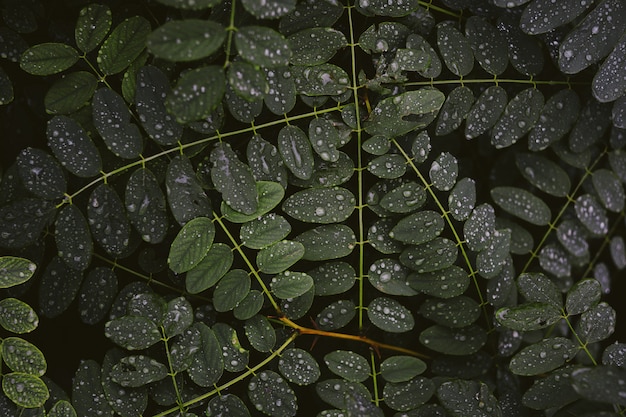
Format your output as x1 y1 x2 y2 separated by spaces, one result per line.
127 292 166 324
154 0 222 9
435 86 474 136
48 400 77 417
358 0 418 16
279 0 343 36
406 34 442 78
87 184 130 256
324 350 370 382
308 118 340 162
309 261 355 296
315 379 371 410
390 210 444 245
392 48 430 73
39 256 83 318
437 23 473 76
228 60 268 101
147 19 225 62
571 365 626 406
210 143 258 215
244 315 276 352
288 28 346 66
569 98 612 152
520 0 593 35
110 355 168 387
380 356 427 383
522 365 581 410
257 240 304 274
166 66 226 123
437 380 501 417
292 63 350 96
233 290 265 320
408 265 470 299
491 88 544 149
465 86 507 140
72 360 113 417
575 194 609 235
98 16 150 75
263 66 296 115
0 199 55 249
236 26 291 67
225 83 263 122
162 296 193 337
280 286 315 320
498 14 544 76
362 135 391 156
448 177 476 221
93 88 143 159
271 271 314 299
429 152 458 191
383 377 435 411
528 89 580 151
188 323 223 387
592 168 625 212
577 302 616 343
242 0 296 19
496 302 562 331
47 115 102 178
105 316 161 350
510 337 578 376
566 278 602 315
0 298 38 333
1 337 46 376
610 236 626 269
367 297 414 333
465 16 508 75
380 181 427 214
75 4 111 53
283 187 354 224
359 22 410 53
246 134 288 187
316 299 356 330
206 394 251 417
419 296 480 328
248 370 297 417
45 71 98 115
491 186 551 226
420 324 486 355
221 181 283 223
55 205 92 271
294 224 356 261
538 243 571 279
2 372 48 408
517 272 562 308
213 269 250 312
278 348 320 386
125 167 169 243
78 267 117 325
166 155 212 226
211 323 248 372
240 213 291 249
17 147 66 200
0 65 13 105
20 43 78 75
185 243 233 294
515 152 571 197
593 35 626 102
368 258 417 296
367 154 407 179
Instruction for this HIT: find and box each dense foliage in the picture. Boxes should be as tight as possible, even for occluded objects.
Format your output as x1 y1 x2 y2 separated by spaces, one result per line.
1 0 626 416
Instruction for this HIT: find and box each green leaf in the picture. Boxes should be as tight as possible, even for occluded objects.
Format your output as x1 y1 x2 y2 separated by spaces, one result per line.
47 115 102 177
55 205 92 271
242 0 295 19
147 19 225 62
236 26 291 67
87 184 130 256
491 88 544 149
557 219 589 257
308 118 340 162
367 297 414 333
558 0 626 74
566 278 602 315
210 143 258 215
98 16 151 75
277 125 314 180
491 186 551 226
127 292 166 324
213 269 250 312
571 365 626 406
78 268 117 325
437 23 474 76
206 394 251 417
105 316 161 350
392 48 430 73
225 84 263 122
592 168 625 212
72 360 113 417
0 298 38 333
2 372 49 408
465 86 507 140
0 199 55 249
429 152 458 191
324 350 370 383
110 355 168 387
465 16 508 75
39 256 84 318
246 135 288 187
185 243 233 294
244 315 276 353
575 194 609 235
20 43 78 75
528 89 581 151
75 4 112 53
577 302 616 343
498 217 534 255
0 256 37 288
448 177 476 222
435 86 475 136
515 152 571 197
263 67 296 115
539 243 571 277
499 14 544 76
93 88 143 159
368 258 417 296
420 324 486 355
280 286 315 320
520 0 593 35
362 135 391 156
278 348 320 386
437 380 501 417
294 63 351 96
16 147 66 200
45 71 98 115
288 27 346 66
135 66 183 145
309 261 355 296
496 302 562 331
406 34 442 78
357 0 418 16
248 370 298 417
294 224 356 261
282 187 355 224
166 66 226 123
234 290 264 320
517 272 562 308
367 154 407 179
419 296 480 328
379 181 427 214
241 213 291 249
380 356 427 383
522 365 581 410
593 35 626 102
271 271 314 299
383 377 435 411
569 98 612 152
163 296 193 337
48 400 77 417
228 60 268 101
222 181 284 223
316 379 371 410
510 337 578 376
1 337 46 376
390 210 444 245
166 155 212 226
408 265 470 299
364 89 445 137
125 167 169 243
316 299 356 331
188 323 223 387
257 240 304 274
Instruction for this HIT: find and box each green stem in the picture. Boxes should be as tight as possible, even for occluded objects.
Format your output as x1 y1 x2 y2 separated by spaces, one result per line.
161 329 186 414
223 0 238 68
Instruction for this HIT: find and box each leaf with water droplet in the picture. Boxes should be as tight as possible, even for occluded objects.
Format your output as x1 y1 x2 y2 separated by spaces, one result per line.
166 155 212 226
515 153 571 197
0 256 36 289
39 256 83 318
491 186 551 226
611 236 626 269
430 152 458 191
236 26 291 68
247 134 288 188
522 365 581 410
16 147 66 200
244 315 276 353
263 66 296 115
105 315 161 350
518 272 562 308
420 324 486 355
277 125 314 180
406 34 442 78
496 302 562 331
20 42 78 75
463 203 495 251
213 269 250 312
292 63 350 97
465 86 507 140
288 27 346 66
0 198 55 249
125 167 168 244
593 34 626 102
278 348 320 386
55 205 92 271
47 115 102 178
241 213 291 250
188 323 223 387
316 299 356 330
75 4 111 53
282 187 354 224
92 87 143 159
420 295 480 328
309 261 355 296
380 356 427 383
98 16 150 75
465 16 508 75
491 88 544 149
477 228 511 279
408 265 470 299
271 271 314 299
367 296 414 333
575 194 609 235
147 19 225 62
162 296 193 337
400 237 458 273
206 394 250 417
528 89 581 151
324 350 370 383
2 372 48 408
510 337 578 377
1 337 46 376
166 65 225 123
367 154 406 179
210 143 258 215
571 365 626 406
308 118 340 162
497 14 544 76
437 379 501 417
45 71 98 115
233 290 264 321
48 400 77 417
0 298 38 334
592 168 625 212
447 177 476 222
0 65 13 105
437 23 474 76
315 379 371 410
168 216 215 274
294 224 355 261
569 98 612 152
384 377 434 411
368 258 417 296
222 181 284 223
558 0 626 74
435 86 474 136
520 0 594 35
577 302 616 343
257 240 304 274
357 0 418 16
110 355 167 388
248 370 297 417
390 210 444 245
379 181 427 214
78 268 117 325
359 22 411 53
